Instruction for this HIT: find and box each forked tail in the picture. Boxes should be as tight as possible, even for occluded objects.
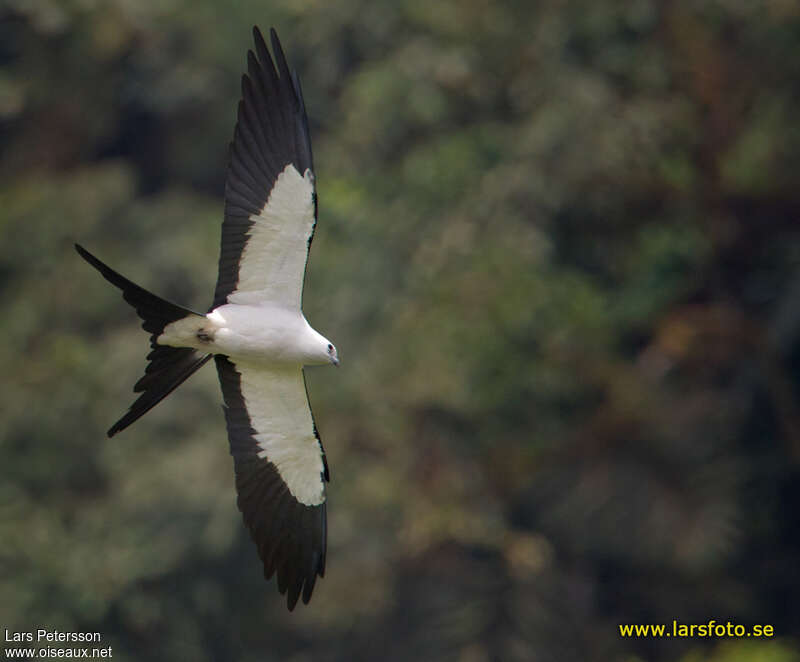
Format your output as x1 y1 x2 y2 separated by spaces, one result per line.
75 244 212 437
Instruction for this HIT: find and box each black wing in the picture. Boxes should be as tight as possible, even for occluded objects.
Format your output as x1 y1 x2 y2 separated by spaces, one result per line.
215 356 327 610
213 27 316 311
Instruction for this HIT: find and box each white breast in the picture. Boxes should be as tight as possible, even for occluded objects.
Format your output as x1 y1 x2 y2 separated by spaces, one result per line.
207 304 318 363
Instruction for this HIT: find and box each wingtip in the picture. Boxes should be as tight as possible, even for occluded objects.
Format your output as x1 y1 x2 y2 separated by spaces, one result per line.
286 591 300 612
269 28 287 70
252 25 269 53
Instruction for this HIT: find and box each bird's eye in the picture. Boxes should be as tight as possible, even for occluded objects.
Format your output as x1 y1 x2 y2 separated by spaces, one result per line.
327 344 333 352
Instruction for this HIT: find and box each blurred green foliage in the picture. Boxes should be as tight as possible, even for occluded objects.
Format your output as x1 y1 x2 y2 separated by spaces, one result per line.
2 1 800 660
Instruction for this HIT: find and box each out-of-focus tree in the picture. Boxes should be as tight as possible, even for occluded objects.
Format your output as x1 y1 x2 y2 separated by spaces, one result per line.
1 1 799 660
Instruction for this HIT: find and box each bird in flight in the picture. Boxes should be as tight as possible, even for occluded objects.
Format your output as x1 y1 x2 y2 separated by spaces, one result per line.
76 27 336 610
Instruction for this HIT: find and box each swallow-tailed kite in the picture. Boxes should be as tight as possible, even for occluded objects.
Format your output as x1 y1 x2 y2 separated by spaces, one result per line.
76 27 336 610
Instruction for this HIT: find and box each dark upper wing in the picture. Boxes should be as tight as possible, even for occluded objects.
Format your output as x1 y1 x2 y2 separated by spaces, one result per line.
213 27 317 311
215 356 328 610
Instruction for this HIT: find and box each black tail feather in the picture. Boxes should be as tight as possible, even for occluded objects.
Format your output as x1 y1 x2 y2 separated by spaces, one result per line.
108 351 212 437
75 244 212 436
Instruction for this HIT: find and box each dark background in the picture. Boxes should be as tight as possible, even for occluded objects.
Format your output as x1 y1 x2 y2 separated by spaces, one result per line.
1 1 799 660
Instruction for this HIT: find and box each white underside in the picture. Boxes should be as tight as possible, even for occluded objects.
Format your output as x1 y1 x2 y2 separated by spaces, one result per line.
158 305 330 506
154 163 330 507
236 361 325 506
229 163 316 309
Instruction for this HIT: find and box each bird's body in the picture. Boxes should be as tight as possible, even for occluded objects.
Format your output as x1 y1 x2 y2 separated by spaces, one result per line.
76 27 335 610
159 303 334 367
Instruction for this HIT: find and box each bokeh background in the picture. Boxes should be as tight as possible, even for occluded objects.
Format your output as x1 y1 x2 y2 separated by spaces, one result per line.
2 1 800 660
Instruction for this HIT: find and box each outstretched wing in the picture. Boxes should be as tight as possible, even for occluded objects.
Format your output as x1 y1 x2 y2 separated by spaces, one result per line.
213 27 317 311
215 356 328 610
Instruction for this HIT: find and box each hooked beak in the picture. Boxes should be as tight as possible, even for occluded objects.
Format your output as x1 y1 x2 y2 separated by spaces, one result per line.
330 356 340 367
